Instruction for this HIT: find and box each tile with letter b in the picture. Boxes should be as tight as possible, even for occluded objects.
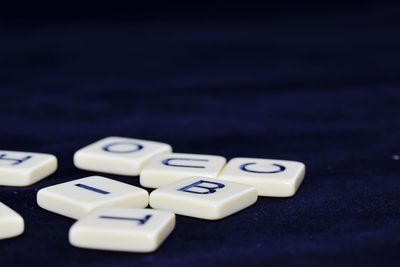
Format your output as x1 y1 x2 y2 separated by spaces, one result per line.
0 202 24 239
37 176 149 219
149 177 257 220
69 207 175 253
140 153 226 188
0 150 57 186
217 158 305 197
74 136 172 176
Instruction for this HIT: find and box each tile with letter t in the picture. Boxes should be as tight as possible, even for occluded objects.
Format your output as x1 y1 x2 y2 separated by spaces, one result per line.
0 150 57 186
140 153 226 188
69 207 175 253
217 158 305 197
74 136 172 176
0 202 24 239
37 176 149 219
150 177 257 220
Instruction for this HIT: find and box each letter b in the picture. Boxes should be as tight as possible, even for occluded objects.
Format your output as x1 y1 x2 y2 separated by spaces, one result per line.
178 180 225 194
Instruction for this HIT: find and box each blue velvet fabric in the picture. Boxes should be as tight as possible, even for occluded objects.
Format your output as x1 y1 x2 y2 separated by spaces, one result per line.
0 3 399 266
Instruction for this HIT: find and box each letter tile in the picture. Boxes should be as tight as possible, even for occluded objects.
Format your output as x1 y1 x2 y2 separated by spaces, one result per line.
140 153 226 188
37 176 149 219
74 137 172 176
0 202 24 239
149 177 257 220
0 150 57 186
69 208 175 252
217 158 305 197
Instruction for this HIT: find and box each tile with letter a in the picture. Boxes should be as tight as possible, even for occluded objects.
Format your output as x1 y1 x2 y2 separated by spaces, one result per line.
217 158 305 197
37 176 149 219
73 136 172 176
0 150 57 186
150 177 257 220
69 207 175 253
140 153 226 188
0 202 24 239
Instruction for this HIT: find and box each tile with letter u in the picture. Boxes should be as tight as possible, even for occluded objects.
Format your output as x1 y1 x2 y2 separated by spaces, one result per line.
150 177 257 220
69 207 175 253
140 153 226 188
37 176 149 219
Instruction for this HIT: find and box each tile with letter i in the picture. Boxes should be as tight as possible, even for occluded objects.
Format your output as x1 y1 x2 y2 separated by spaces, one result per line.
37 176 149 219
69 208 175 253
0 202 24 239
0 150 57 186
217 158 305 197
140 153 226 188
73 136 172 176
150 177 258 220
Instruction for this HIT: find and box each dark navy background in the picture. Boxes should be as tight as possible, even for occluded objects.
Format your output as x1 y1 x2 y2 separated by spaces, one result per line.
0 2 399 266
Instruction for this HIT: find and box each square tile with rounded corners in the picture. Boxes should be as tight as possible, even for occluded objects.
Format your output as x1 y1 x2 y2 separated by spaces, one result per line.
217 158 305 197
0 150 57 186
69 207 175 253
149 177 257 220
37 176 149 219
73 137 172 176
0 202 24 239
140 153 226 188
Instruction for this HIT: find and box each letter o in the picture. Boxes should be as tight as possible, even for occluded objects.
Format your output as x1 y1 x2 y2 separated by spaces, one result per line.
102 142 143 153
240 162 286 174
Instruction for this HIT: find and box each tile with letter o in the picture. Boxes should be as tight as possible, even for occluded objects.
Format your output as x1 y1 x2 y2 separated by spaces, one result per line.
74 136 172 176
217 157 305 197
0 202 24 239
37 176 149 219
0 150 57 186
149 177 257 220
140 153 226 188
69 207 175 253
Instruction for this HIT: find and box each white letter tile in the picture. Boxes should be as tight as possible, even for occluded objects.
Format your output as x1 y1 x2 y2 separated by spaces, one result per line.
140 153 226 188
217 157 305 197
74 137 172 176
150 177 257 220
0 150 57 187
0 202 24 239
69 208 175 253
37 176 149 219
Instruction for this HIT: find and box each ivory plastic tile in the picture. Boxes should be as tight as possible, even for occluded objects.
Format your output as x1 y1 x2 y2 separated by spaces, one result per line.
149 177 257 220
37 176 149 219
0 202 24 239
74 137 172 176
217 158 305 197
0 150 57 186
140 153 226 188
69 207 175 253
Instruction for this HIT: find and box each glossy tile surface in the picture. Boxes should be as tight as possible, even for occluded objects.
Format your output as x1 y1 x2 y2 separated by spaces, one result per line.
0 150 57 186
150 177 257 220
218 158 305 197
74 137 172 176
37 176 149 219
140 153 226 188
69 208 175 252
0 202 24 239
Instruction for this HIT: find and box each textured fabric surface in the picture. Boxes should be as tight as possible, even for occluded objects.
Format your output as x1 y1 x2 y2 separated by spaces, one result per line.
0 3 399 266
